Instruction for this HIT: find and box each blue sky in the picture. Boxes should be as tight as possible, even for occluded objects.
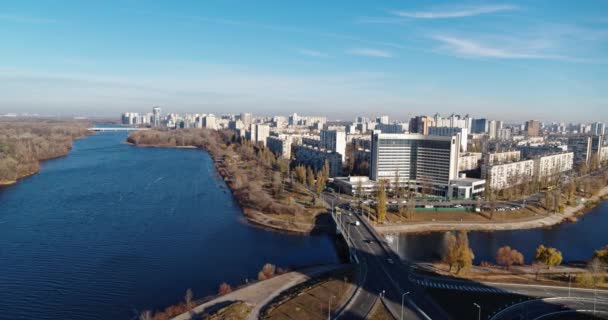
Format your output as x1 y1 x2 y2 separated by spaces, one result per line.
0 0 607 122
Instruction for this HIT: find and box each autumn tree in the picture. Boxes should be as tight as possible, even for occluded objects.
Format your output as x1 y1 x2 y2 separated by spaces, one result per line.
315 170 326 195
295 165 307 184
376 180 387 223
535 245 563 269
306 167 315 188
184 288 194 310
593 245 608 265
443 231 475 273
496 246 524 270
454 231 475 273
218 282 232 295
261 263 276 279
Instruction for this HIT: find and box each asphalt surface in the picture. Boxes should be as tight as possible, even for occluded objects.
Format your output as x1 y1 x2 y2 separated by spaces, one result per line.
491 297 608 320
325 193 448 320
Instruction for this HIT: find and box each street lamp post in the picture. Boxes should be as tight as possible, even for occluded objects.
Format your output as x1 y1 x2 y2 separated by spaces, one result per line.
473 303 481 320
328 295 335 320
568 273 571 297
400 291 410 320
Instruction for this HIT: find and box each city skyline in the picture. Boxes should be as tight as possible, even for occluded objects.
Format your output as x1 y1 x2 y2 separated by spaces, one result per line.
1 0 607 122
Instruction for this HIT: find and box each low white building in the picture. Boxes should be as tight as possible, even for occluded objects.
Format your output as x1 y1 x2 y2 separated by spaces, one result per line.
448 177 486 199
334 176 377 196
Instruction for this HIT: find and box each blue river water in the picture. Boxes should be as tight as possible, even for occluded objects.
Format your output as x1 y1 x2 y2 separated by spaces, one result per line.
0 131 339 320
394 202 608 264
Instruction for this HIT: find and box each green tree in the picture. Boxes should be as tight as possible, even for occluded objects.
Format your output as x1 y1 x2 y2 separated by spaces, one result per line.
376 180 387 223
535 245 563 269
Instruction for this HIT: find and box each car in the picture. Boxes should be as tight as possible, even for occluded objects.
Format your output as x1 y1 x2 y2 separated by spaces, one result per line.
387 258 394 264
354 221 360 226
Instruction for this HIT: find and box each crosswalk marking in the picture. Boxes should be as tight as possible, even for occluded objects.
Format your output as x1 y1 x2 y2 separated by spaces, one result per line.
413 278 510 294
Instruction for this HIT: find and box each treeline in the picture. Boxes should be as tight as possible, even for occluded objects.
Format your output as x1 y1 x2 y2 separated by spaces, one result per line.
128 129 322 222
0 119 90 184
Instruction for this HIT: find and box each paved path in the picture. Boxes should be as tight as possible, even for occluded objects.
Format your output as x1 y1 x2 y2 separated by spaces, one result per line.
376 186 608 234
170 264 345 320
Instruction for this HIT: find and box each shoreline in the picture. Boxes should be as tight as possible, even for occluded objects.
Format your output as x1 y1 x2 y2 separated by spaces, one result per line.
127 142 319 235
0 149 77 187
375 185 608 234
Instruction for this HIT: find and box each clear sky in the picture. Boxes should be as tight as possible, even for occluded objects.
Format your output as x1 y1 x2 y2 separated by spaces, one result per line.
1 0 607 122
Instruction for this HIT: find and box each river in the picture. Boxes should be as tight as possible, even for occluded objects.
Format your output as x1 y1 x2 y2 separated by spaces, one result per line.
0 130 339 320
392 202 608 264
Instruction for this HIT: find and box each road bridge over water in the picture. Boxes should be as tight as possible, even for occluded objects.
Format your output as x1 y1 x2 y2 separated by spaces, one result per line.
87 127 150 132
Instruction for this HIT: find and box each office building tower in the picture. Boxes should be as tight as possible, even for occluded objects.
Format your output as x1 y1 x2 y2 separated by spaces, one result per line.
369 131 461 194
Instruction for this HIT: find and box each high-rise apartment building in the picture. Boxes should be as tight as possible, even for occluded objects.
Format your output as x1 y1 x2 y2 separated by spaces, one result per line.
408 116 435 135
152 107 162 127
471 118 489 134
591 122 606 136
369 131 461 194
320 129 346 162
525 120 541 137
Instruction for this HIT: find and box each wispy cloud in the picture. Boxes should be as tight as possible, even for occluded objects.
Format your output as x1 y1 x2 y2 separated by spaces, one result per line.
348 48 393 58
0 13 57 24
432 35 565 60
296 48 328 58
394 4 517 19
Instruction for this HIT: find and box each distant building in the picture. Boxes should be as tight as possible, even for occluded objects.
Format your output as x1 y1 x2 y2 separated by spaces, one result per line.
591 122 606 136
320 129 346 162
471 118 489 134
408 116 435 135
152 107 162 127
488 120 503 140
239 113 253 127
202 115 217 130
376 115 389 124
525 120 541 137
376 122 407 134
249 124 270 146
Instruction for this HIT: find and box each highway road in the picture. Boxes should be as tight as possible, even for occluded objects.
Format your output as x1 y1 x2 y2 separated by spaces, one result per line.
325 193 449 320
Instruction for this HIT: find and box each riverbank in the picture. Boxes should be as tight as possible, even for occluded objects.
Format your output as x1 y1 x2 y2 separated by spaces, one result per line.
127 129 328 235
0 120 91 186
375 185 608 234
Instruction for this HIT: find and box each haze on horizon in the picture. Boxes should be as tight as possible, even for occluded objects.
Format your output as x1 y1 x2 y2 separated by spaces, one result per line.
0 0 607 123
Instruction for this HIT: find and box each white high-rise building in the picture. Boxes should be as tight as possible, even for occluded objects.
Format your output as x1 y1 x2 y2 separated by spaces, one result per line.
428 127 468 152
320 129 346 162
152 107 162 127
370 131 461 194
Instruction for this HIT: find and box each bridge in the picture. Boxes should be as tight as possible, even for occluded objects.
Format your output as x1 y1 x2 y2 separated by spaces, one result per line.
326 193 608 319
326 193 445 320
87 127 150 132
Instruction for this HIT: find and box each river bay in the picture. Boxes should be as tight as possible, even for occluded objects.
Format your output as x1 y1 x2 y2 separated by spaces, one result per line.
393 202 608 264
0 131 339 320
